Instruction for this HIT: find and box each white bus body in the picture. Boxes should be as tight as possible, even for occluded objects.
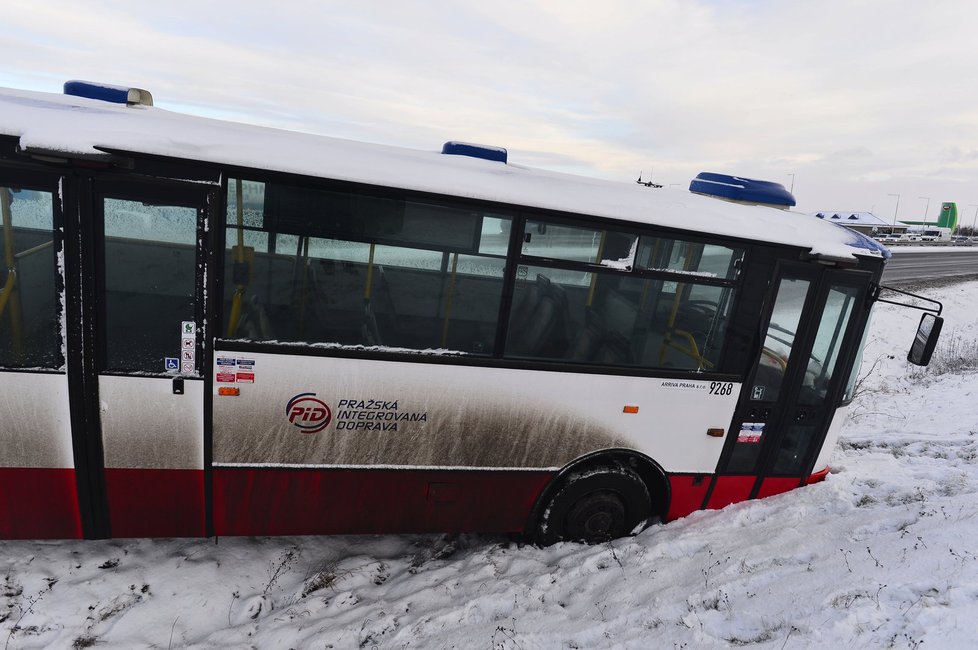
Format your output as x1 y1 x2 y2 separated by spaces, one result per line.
0 82 891 541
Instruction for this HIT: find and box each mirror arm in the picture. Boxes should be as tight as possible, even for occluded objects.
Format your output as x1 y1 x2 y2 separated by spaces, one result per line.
870 283 943 316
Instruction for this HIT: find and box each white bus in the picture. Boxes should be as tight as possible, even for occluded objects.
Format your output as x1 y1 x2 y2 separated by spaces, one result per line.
0 81 941 542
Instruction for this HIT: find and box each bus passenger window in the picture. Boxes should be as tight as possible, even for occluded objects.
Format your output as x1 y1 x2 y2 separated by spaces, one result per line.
507 219 739 371
522 221 637 269
504 263 734 371
223 179 511 355
0 186 60 369
635 238 743 280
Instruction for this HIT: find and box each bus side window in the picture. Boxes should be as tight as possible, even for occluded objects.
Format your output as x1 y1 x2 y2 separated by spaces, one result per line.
223 179 511 355
0 185 60 369
504 264 735 371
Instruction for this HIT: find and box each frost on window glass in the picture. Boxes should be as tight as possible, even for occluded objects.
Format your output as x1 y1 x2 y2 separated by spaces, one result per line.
223 179 512 354
0 186 60 369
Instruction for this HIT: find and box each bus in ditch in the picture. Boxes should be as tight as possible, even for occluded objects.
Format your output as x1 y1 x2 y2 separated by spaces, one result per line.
0 81 941 543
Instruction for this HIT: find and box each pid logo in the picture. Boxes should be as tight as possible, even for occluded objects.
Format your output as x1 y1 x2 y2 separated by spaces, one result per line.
286 393 332 434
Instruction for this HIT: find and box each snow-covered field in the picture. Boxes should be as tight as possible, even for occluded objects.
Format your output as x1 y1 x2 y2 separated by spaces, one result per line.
2 278 977 649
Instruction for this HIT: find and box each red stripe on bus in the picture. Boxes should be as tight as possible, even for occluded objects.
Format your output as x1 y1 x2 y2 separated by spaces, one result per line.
213 468 555 537
0 467 82 539
666 474 713 521
104 468 205 538
755 477 803 499
705 475 757 510
806 466 830 484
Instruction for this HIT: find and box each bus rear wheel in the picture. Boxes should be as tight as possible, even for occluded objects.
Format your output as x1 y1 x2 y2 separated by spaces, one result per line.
533 464 652 545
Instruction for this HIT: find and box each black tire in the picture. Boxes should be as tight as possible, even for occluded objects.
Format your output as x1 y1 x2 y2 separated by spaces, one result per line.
533 464 652 545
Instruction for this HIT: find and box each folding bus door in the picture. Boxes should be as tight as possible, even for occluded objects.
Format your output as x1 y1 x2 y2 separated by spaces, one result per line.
83 180 213 537
710 264 870 507
0 172 80 539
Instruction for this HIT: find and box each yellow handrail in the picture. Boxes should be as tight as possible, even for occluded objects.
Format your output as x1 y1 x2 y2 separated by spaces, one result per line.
0 270 15 318
0 186 25 359
226 179 247 336
14 240 53 259
658 241 711 369
660 328 714 370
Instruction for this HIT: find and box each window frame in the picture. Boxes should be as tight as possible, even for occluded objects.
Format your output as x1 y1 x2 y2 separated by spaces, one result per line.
212 168 765 382
92 178 212 377
220 175 518 355
503 212 745 372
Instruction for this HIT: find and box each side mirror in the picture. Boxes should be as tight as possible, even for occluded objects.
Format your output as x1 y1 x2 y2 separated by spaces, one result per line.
907 313 943 366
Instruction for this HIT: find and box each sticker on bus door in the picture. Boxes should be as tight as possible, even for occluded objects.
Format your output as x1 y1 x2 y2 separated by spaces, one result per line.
236 358 255 383
216 357 237 382
737 422 764 443
180 321 196 375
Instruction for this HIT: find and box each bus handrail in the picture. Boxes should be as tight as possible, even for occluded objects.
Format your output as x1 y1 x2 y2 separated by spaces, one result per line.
0 269 15 317
14 239 53 259
0 238 42 316
661 327 715 370
226 179 247 337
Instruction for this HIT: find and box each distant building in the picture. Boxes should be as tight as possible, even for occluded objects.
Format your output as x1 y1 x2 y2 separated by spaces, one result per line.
810 211 907 236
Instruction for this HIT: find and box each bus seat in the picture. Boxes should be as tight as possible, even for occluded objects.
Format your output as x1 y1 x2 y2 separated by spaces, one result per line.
509 273 550 335
237 294 274 340
361 300 382 346
569 291 637 365
508 274 570 357
675 300 717 340
591 332 633 365
569 307 604 360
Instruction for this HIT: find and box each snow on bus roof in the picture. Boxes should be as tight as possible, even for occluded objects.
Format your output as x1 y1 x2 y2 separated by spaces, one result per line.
0 85 883 261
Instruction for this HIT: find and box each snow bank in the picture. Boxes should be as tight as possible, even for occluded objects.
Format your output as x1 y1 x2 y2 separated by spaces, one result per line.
2 280 978 648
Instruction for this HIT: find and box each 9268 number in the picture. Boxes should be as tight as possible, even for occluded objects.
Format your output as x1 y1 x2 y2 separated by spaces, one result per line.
709 381 734 396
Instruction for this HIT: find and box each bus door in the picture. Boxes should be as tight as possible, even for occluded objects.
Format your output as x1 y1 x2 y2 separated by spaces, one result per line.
79 179 213 537
0 170 79 539
709 264 869 508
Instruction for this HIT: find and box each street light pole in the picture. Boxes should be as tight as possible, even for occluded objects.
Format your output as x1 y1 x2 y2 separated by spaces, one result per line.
918 196 930 223
970 204 978 235
787 173 795 194
887 193 901 226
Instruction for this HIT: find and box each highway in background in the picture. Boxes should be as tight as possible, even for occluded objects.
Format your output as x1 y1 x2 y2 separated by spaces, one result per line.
881 249 978 283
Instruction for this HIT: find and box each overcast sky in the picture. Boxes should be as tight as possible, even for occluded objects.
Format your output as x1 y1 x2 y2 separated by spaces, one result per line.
4 1 978 223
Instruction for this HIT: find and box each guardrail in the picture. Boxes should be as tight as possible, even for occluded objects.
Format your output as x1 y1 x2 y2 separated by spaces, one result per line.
878 240 976 246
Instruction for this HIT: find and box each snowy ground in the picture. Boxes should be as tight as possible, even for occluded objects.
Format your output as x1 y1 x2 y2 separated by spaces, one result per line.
3 279 978 649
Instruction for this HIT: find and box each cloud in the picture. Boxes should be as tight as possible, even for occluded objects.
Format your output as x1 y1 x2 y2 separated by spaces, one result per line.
3 0 978 212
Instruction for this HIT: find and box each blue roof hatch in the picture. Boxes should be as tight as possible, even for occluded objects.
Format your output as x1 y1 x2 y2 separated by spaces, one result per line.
441 141 507 164
689 172 796 207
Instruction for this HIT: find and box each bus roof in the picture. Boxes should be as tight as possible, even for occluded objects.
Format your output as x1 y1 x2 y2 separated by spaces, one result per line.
0 84 885 262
